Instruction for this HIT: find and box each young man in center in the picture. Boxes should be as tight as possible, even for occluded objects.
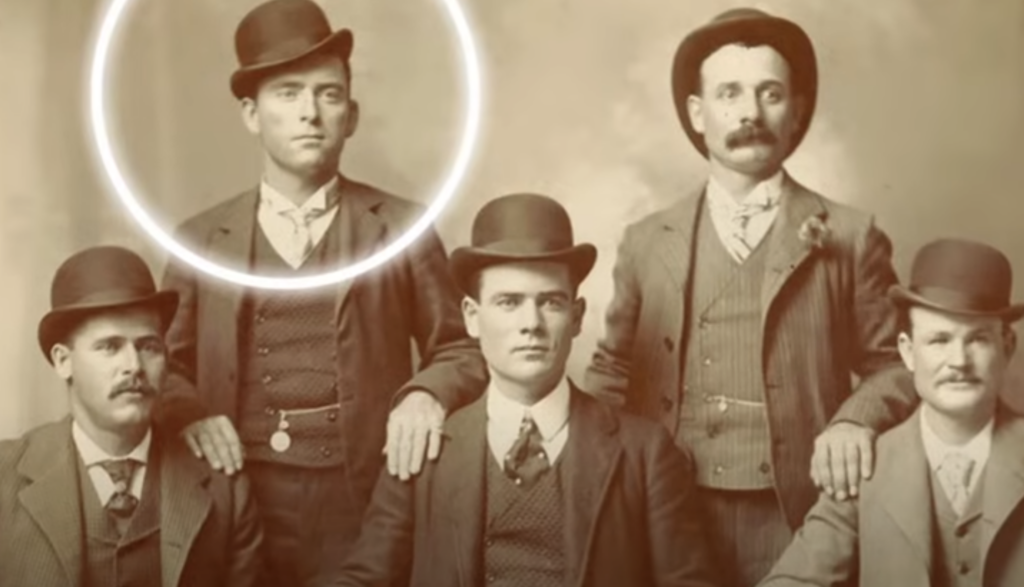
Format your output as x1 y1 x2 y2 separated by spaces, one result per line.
327 193 721 587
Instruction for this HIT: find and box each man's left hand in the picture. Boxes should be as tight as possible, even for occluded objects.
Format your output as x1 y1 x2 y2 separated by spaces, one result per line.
385 390 447 481
810 422 877 501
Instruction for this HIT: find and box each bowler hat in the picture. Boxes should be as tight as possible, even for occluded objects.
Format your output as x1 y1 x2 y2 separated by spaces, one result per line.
671 8 818 158
230 0 354 100
449 193 598 295
889 238 1024 322
38 246 179 363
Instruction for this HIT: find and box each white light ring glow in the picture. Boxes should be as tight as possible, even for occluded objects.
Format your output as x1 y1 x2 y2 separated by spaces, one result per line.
89 0 482 290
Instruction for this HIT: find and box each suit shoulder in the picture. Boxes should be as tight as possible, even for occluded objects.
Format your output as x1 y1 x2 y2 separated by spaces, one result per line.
173 190 255 236
0 421 66 472
794 183 880 238
576 391 678 448
347 179 427 232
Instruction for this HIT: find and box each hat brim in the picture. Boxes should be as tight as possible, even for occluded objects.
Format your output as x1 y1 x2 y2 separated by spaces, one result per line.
38 291 180 364
888 285 1024 323
450 244 598 296
671 16 818 158
230 28 354 100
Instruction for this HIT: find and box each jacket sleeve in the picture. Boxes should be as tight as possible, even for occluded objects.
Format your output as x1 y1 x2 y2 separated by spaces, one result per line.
757 493 859 587
829 220 918 432
151 249 211 434
329 468 415 587
392 226 487 414
583 224 642 407
646 427 722 587
225 472 268 587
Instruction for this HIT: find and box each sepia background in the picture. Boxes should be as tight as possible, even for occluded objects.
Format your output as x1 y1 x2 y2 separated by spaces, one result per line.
1 0 1022 438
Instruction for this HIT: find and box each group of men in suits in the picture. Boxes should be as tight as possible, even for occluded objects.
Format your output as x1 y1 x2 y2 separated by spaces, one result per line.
2 0 1023 586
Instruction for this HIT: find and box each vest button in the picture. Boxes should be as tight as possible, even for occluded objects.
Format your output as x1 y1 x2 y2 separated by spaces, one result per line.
256 313 266 324
327 411 337 422
713 465 724 475
258 346 270 356
264 407 275 416
698 317 709 329
321 447 332 457
707 424 719 439
958 562 970 575
663 337 674 352
955 526 968 538
759 462 771 474
262 374 273 385
702 357 712 366
486 573 496 583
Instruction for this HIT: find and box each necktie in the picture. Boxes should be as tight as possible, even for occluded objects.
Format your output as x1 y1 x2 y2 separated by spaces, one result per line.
280 207 329 268
503 413 550 489
726 199 775 262
937 452 976 516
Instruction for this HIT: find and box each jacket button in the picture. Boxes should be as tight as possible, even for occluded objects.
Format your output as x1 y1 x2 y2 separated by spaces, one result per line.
660 396 673 411
327 411 337 422
663 337 674 352
321 447 332 457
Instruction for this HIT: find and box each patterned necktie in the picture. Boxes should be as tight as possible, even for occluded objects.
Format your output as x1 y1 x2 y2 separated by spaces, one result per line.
937 452 976 516
503 413 550 489
99 458 140 520
280 208 329 268
726 199 775 262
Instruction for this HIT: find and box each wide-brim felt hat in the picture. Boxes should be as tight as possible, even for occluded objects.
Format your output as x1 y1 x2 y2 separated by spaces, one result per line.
671 7 818 158
450 193 597 295
888 238 1024 322
38 246 179 363
230 0 354 100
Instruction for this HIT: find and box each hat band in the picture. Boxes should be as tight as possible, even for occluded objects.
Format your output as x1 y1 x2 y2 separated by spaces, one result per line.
53 287 159 311
474 238 577 256
911 285 1009 313
246 33 336 68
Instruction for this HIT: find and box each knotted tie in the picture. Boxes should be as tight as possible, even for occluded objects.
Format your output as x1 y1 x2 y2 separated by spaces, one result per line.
937 452 976 516
99 458 140 523
725 199 776 262
279 208 329 269
503 413 550 489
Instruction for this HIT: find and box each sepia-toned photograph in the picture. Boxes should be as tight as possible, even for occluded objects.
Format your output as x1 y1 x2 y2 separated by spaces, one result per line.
1 0 1023 585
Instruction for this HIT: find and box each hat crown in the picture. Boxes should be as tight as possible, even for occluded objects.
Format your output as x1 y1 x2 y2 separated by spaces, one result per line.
470 193 576 251
710 8 774 24
50 246 158 311
235 0 334 68
908 239 1013 309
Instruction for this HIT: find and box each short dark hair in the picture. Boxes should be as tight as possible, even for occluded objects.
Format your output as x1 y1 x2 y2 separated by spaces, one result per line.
897 305 1014 338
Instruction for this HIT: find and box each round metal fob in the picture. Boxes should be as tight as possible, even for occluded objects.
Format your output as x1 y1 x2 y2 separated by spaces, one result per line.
270 430 292 453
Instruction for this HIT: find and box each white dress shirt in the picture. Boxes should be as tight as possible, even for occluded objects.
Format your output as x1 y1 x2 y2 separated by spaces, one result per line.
72 422 152 506
486 377 571 465
257 175 341 269
920 408 993 499
705 170 784 261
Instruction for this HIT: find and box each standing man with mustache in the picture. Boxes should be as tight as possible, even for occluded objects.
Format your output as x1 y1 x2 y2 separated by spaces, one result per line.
154 1 485 585
585 8 914 586
0 246 264 587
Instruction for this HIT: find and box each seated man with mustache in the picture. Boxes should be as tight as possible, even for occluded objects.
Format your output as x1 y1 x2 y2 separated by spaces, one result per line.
0 246 264 587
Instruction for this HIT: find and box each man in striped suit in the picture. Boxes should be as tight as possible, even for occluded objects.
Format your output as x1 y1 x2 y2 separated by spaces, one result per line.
585 8 915 586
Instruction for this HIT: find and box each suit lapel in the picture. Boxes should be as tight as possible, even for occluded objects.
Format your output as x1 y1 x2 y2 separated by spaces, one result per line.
654 187 704 293
158 438 213 587
562 385 622 587
16 418 84 587
330 177 386 324
759 175 828 321
980 409 1024 568
206 189 258 323
876 412 934 571
435 396 487 587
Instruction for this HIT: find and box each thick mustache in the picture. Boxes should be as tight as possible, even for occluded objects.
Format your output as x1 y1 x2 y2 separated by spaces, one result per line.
109 380 157 399
726 125 777 149
939 374 981 385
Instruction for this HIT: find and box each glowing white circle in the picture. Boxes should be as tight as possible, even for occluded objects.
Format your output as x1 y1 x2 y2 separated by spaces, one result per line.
89 0 481 290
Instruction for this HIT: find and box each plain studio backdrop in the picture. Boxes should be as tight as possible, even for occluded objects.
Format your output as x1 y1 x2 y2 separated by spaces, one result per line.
0 0 1022 438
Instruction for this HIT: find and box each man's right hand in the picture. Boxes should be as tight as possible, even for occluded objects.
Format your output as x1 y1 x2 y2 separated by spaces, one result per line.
182 415 245 475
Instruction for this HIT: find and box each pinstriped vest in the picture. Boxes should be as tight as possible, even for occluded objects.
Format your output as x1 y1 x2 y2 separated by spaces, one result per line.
678 203 775 489
237 216 345 468
930 467 985 587
78 448 162 587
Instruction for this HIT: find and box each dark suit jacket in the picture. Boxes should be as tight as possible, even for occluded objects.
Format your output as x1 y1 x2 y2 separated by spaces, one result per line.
760 406 1024 587
156 176 487 510
584 174 915 528
0 417 264 587
328 385 722 587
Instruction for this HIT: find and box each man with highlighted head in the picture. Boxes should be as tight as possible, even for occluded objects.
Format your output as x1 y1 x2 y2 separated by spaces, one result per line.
156 1 486 585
